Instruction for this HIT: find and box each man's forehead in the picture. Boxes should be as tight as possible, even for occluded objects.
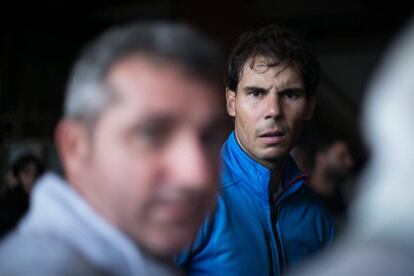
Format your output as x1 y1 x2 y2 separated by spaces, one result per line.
105 56 184 101
107 55 173 83
249 55 278 67
107 55 219 95
239 57 302 86
332 141 349 150
102 55 223 120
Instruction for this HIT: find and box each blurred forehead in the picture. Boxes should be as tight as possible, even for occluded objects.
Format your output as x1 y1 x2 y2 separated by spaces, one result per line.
329 141 351 156
103 55 222 121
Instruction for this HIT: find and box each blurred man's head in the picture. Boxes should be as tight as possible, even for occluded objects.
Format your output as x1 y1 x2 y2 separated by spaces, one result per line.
225 25 319 168
56 22 226 258
308 137 355 201
12 153 44 193
315 140 354 182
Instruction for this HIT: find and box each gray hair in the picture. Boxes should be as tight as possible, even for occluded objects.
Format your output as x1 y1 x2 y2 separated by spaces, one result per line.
64 22 223 128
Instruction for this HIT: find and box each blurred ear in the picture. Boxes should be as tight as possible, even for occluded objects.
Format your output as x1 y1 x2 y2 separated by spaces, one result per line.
304 95 316 121
226 88 236 117
55 119 91 177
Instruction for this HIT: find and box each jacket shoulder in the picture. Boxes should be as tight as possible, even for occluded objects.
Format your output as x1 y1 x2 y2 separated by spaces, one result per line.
283 185 335 242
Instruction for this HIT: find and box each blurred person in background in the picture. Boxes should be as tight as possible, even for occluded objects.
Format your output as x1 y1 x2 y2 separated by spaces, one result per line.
0 153 44 238
289 142 311 174
289 17 414 276
1 166 18 192
308 137 354 233
177 24 334 275
12 153 45 194
0 21 226 275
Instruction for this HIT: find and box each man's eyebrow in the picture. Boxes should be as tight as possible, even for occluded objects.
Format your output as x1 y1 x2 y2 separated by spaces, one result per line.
279 87 305 93
131 114 177 129
243 86 270 92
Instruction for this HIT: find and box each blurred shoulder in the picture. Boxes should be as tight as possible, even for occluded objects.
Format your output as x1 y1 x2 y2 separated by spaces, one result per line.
0 232 107 276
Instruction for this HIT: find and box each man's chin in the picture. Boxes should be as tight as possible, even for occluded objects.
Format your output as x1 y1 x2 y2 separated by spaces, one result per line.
141 226 199 257
260 149 289 162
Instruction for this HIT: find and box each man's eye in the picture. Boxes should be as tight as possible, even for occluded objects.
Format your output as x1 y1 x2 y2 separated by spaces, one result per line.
248 90 263 97
139 126 167 145
281 90 300 100
286 92 297 99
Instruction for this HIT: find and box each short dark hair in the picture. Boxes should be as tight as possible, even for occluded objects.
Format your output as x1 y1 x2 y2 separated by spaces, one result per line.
65 22 223 128
225 24 320 97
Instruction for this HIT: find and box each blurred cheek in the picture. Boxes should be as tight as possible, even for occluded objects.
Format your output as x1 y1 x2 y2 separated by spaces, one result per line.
96 145 160 205
126 159 160 196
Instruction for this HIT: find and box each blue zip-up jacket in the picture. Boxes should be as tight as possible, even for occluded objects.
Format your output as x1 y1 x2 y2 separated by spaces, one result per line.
178 132 334 275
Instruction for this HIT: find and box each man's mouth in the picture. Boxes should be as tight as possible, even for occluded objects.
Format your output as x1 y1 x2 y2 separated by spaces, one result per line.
258 130 286 144
154 192 209 222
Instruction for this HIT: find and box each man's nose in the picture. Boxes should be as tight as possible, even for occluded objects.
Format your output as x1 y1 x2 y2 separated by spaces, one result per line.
264 94 282 119
165 134 217 190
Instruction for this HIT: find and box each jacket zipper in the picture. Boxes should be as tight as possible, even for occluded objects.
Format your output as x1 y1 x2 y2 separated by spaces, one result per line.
271 203 285 274
265 231 274 276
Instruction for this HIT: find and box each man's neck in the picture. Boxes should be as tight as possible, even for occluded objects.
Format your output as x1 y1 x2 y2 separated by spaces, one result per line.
268 161 285 200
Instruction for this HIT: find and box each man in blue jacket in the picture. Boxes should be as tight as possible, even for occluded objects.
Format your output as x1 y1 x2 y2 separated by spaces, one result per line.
177 25 334 275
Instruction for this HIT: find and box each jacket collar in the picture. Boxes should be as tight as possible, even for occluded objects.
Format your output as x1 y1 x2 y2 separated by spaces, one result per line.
222 131 307 201
22 173 178 275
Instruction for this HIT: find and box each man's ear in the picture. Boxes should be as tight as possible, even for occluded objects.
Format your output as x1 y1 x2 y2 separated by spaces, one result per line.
55 119 90 176
226 88 236 117
304 95 316 121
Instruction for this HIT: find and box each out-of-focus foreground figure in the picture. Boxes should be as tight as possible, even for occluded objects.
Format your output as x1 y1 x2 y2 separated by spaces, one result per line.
0 22 226 275
290 18 414 275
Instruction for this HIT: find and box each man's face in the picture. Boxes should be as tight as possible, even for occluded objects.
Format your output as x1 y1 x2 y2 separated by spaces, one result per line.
65 56 225 257
18 162 38 193
226 58 315 168
323 141 354 180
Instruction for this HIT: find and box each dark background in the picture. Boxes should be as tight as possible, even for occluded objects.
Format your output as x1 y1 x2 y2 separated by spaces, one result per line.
0 0 412 172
